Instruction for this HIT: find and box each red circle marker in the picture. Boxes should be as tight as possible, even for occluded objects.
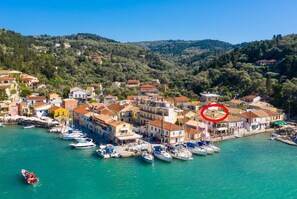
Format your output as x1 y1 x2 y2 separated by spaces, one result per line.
200 103 229 123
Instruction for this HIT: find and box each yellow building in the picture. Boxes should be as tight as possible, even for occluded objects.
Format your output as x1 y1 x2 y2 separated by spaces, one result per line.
48 106 68 119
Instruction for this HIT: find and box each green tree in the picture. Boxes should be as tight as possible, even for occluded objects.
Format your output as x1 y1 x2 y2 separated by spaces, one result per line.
0 89 8 101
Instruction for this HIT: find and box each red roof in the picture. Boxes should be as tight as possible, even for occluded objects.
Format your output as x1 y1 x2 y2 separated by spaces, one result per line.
174 96 189 102
34 102 47 108
148 120 182 131
256 59 277 63
73 106 90 115
242 95 258 101
108 103 125 112
48 106 61 112
26 95 46 100
127 79 139 84
0 75 14 81
237 111 259 119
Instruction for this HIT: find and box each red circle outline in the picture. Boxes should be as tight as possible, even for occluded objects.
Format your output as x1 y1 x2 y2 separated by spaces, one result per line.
200 103 229 123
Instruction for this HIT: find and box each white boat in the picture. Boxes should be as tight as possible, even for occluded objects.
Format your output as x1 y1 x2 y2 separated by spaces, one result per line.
172 151 193 161
185 142 207 156
0 123 5 127
153 146 172 162
141 151 154 163
61 132 85 140
96 149 110 158
69 138 96 149
235 133 243 138
96 144 121 158
23 125 35 129
198 141 215 155
211 144 220 153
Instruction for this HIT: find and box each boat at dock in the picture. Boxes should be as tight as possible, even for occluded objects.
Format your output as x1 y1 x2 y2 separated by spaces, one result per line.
23 124 35 129
153 146 172 163
21 169 39 185
185 142 207 156
61 129 85 140
169 144 193 161
69 138 96 149
96 144 121 158
197 141 214 154
0 123 5 127
141 150 154 163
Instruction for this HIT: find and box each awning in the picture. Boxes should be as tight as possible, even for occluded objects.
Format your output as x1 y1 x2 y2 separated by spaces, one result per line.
217 127 228 131
116 134 142 140
272 121 287 125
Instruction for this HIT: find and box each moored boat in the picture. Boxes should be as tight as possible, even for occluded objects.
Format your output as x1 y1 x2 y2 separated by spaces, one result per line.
141 150 154 163
153 146 172 162
0 123 5 127
69 138 96 149
23 124 35 129
21 169 39 185
185 142 207 156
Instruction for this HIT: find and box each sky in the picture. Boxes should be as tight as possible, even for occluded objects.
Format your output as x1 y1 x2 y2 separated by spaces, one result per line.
0 0 297 44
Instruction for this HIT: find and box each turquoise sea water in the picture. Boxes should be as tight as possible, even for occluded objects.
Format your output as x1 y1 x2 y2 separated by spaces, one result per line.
0 126 297 199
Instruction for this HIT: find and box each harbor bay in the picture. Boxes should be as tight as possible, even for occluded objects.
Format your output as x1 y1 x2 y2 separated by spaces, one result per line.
0 126 297 199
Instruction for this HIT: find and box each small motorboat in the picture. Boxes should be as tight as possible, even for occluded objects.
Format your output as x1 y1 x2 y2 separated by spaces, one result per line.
0 123 5 127
21 169 39 185
235 133 243 138
96 148 110 159
61 132 85 140
70 138 96 149
197 141 214 155
141 150 154 164
96 145 121 158
23 124 35 129
153 146 172 163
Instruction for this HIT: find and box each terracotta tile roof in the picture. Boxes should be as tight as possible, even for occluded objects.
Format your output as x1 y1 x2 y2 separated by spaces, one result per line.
106 120 123 127
237 111 259 119
185 127 198 135
253 110 269 118
148 120 182 131
26 95 46 100
48 105 61 112
242 95 258 100
34 102 47 108
107 103 125 112
173 96 189 102
230 99 244 104
73 106 89 115
141 84 155 88
100 108 116 116
94 114 113 123
0 75 14 81
127 79 139 84
256 59 277 63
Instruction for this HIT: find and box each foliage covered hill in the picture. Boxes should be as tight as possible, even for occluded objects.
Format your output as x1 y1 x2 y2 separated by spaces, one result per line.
191 34 297 116
130 39 234 67
0 29 193 97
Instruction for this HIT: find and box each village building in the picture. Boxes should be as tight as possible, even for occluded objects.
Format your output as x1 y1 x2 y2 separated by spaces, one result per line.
25 95 47 106
147 120 184 144
103 95 118 106
0 102 10 116
126 79 140 88
184 120 208 140
20 74 39 89
238 110 270 131
112 81 121 88
241 95 261 103
255 59 277 66
138 98 177 125
173 96 190 109
33 102 51 118
140 84 159 95
200 93 220 102
62 99 78 116
19 102 31 116
48 106 68 119
229 99 248 108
